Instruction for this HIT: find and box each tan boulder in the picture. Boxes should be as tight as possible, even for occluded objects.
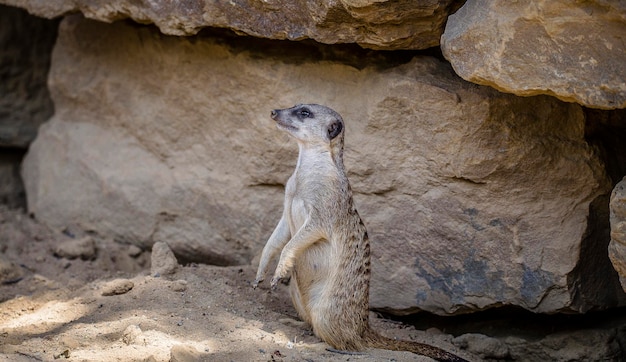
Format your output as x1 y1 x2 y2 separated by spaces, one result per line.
22 16 621 314
0 0 461 50
609 178 626 291
441 0 626 110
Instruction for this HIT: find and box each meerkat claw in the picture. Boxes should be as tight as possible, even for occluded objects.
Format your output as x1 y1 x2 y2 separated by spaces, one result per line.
270 276 281 289
252 278 262 289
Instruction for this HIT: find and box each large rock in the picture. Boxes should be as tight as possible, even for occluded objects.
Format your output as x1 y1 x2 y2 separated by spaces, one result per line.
0 0 462 50
441 0 626 110
22 16 622 315
610 178 626 291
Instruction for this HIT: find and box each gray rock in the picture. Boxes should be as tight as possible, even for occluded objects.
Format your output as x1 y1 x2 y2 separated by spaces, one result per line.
122 324 143 345
453 334 509 360
454 327 626 362
53 236 97 260
150 242 178 277
0 0 461 50
610 177 626 291
506 328 625 362
127 244 143 258
170 344 209 362
0 254 23 285
101 278 134 296
441 0 626 110
21 16 621 314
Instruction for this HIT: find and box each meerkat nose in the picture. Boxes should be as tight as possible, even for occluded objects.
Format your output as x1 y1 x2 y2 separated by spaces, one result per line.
270 110 278 119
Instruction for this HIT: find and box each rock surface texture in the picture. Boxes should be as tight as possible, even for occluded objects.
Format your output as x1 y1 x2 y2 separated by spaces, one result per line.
0 0 462 50
610 178 626 292
441 0 626 110
21 16 623 315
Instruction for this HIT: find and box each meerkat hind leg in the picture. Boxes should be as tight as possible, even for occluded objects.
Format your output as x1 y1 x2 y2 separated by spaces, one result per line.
288 241 332 324
288 272 312 324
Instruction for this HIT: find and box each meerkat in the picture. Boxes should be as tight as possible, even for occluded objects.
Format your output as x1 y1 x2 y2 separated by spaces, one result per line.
253 104 469 362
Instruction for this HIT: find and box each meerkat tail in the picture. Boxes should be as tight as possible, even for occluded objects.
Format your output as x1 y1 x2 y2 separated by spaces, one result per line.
363 328 469 362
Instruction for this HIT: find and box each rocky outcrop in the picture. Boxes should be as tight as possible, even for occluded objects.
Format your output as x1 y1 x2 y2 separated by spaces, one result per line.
441 0 626 110
21 15 622 315
5 0 626 110
0 0 462 50
610 178 626 291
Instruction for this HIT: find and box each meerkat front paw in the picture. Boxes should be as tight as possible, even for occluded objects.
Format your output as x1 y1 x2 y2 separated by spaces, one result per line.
270 265 289 289
270 275 282 290
252 277 263 289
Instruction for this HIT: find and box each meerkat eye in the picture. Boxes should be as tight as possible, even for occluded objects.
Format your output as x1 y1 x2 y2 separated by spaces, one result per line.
298 108 311 118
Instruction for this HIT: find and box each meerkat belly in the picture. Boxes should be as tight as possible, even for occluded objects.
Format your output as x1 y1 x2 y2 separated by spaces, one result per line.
287 196 306 233
290 239 333 322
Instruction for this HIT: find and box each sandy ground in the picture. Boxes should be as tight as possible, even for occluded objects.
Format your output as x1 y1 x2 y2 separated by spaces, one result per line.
0 206 473 362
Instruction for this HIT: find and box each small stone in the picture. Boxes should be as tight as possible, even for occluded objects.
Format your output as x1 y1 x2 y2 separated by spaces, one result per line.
150 242 178 277
53 349 70 359
0 255 23 284
170 344 209 362
128 244 143 258
54 236 97 260
453 333 510 359
101 279 134 296
425 327 443 335
169 280 188 292
610 177 626 292
122 324 143 345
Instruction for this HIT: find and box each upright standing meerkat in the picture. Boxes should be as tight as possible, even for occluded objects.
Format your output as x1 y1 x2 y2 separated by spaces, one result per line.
253 104 469 362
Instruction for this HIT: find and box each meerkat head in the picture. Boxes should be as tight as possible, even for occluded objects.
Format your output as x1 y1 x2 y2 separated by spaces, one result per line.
270 104 344 147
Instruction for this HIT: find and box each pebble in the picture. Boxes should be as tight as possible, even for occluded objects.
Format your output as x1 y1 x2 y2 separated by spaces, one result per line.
150 242 178 276
169 279 188 292
0 255 23 284
101 278 134 296
453 333 510 359
54 236 97 260
170 344 209 362
127 245 143 258
122 324 143 345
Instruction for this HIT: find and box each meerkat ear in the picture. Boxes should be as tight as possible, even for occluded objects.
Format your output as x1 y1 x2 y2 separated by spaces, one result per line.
327 120 343 140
